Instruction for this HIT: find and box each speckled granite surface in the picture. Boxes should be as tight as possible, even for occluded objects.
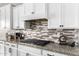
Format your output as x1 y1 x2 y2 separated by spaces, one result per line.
19 42 79 56
1 39 79 56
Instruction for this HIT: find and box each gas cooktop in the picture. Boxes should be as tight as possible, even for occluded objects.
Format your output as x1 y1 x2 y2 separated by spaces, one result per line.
20 39 50 46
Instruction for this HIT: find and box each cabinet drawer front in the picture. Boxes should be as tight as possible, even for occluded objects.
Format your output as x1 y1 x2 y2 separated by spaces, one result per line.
0 41 4 44
18 45 41 55
42 50 55 56
5 42 11 46
11 43 17 48
25 46 41 55
42 50 67 56
18 45 26 51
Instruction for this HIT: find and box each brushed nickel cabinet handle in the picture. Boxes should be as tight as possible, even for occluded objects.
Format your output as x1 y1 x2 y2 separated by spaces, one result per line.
9 48 12 53
6 44 9 46
47 54 55 56
11 45 15 47
60 25 61 27
26 53 30 56
62 25 64 27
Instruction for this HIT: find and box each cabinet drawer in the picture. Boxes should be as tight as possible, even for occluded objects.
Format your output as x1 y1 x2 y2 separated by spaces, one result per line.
11 43 17 48
5 42 11 46
42 50 67 56
0 41 4 44
18 45 41 55
25 46 41 55
18 45 27 51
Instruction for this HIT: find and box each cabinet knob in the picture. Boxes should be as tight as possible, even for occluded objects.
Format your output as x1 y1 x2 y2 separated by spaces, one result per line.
26 53 30 56
60 25 61 27
62 25 64 27
32 12 35 14
60 25 64 27
17 26 19 28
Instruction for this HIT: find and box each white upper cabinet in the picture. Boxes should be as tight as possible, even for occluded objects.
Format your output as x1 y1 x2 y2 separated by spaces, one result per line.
33 3 47 19
48 3 62 29
48 3 79 29
0 7 5 29
13 6 19 29
0 4 11 29
24 3 47 20
18 4 24 29
5 4 11 29
62 3 79 29
24 3 33 20
13 4 24 29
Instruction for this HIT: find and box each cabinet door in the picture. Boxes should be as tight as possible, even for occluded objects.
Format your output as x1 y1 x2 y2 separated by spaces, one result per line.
5 4 11 29
18 50 26 56
48 3 62 29
0 4 11 29
62 3 79 29
13 6 19 29
0 7 6 29
18 5 24 29
18 45 42 56
11 48 17 56
0 42 4 56
34 3 47 19
24 3 34 20
5 46 11 56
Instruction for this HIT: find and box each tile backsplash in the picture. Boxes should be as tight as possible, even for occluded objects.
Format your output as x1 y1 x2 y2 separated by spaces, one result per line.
24 18 48 31
23 29 79 43
23 19 79 43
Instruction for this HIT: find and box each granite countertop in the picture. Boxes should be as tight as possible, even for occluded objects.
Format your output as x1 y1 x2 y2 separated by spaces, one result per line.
1 39 79 56
19 42 79 56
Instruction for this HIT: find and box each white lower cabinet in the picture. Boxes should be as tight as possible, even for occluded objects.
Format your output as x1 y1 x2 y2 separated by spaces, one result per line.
5 42 17 56
10 43 18 56
18 50 41 56
0 41 4 56
0 41 69 56
5 46 11 56
18 45 42 56
4 42 11 56
42 50 68 56
18 49 34 56
18 50 26 56
11 48 17 56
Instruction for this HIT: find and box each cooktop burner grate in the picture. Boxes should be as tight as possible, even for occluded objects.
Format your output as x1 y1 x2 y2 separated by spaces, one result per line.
20 39 50 46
